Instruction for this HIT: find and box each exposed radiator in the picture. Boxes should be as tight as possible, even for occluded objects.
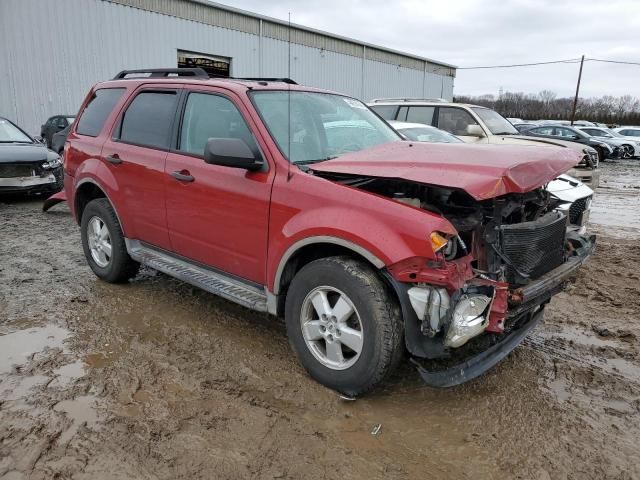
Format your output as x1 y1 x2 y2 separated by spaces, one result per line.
499 211 567 284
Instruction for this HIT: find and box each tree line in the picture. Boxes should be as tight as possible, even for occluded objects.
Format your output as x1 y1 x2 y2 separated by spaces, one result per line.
453 90 640 125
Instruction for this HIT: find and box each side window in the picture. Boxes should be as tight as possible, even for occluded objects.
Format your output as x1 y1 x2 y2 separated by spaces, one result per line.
556 128 576 138
406 106 435 125
179 92 258 156
533 126 554 135
437 107 478 136
369 105 398 120
76 88 125 137
119 91 178 149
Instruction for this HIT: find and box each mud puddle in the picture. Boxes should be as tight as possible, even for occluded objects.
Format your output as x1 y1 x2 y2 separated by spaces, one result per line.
2 161 640 479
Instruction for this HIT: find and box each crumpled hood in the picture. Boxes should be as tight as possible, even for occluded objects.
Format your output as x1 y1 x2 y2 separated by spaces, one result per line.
0 144 50 163
311 141 581 200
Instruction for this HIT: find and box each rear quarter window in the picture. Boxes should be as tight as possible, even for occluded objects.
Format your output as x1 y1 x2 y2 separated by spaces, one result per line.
76 88 125 137
369 105 399 120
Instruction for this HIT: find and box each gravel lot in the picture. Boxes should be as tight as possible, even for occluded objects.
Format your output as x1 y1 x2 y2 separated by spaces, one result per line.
1 160 639 480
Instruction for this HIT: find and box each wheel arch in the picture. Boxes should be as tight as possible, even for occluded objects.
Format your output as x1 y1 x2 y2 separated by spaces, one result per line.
74 179 124 231
271 236 388 317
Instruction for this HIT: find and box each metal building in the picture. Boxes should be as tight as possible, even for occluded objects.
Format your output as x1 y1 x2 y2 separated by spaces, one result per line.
0 0 456 135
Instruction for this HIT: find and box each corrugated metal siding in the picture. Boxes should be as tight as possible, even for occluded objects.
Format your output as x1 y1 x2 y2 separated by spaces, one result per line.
109 0 260 34
0 0 455 134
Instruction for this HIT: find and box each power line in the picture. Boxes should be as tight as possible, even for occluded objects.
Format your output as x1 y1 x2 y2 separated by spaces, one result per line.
458 58 581 70
587 58 640 66
457 56 640 70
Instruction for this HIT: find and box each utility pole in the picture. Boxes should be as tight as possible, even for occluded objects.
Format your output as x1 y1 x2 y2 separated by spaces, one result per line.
570 55 585 125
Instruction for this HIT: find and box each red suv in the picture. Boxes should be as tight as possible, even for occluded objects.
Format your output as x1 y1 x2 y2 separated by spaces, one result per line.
64 68 594 396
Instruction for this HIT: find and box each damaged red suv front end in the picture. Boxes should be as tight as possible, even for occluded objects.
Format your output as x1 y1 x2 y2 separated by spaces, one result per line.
312 141 595 386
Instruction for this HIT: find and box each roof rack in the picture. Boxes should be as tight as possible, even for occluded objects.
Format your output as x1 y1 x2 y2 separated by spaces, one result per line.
370 97 448 103
112 68 209 80
238 77 298 84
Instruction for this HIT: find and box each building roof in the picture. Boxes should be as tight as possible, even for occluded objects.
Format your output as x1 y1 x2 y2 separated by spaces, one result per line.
107 0 456 74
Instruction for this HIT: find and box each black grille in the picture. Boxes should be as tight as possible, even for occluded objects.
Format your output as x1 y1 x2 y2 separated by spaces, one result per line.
499 212 567 284
568 195 591 225
0 164 35 178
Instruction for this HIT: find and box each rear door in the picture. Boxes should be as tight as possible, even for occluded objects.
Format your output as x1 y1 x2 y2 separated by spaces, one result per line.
101 87 181 250
164 88 273 284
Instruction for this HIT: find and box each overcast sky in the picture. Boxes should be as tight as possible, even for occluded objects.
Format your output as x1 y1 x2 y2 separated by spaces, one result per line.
221 0 640 99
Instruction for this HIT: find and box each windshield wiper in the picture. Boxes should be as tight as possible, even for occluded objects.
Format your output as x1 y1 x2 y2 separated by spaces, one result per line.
295 156 338 165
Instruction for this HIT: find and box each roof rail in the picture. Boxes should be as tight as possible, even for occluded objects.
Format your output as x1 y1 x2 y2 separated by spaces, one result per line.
112 68 209 80
238 77 298 84
370 97 448 103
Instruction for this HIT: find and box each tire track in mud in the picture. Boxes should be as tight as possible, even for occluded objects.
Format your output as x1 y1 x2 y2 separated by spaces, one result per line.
523 333 640 386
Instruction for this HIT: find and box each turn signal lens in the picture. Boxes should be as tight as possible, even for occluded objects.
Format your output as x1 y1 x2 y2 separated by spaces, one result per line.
430 232 449 253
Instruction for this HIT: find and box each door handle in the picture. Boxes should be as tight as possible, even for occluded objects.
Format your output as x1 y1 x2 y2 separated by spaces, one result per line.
171 170 195 183
105 154 122 165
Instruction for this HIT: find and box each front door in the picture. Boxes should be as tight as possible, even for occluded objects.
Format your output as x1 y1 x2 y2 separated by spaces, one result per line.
164 90 273 284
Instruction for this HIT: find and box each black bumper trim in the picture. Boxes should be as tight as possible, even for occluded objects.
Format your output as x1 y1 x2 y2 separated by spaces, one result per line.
413 308 544 388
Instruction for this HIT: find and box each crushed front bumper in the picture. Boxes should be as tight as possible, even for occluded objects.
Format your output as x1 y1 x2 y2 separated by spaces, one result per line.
387 234 595 387
413 308 543 387
0 169 63 195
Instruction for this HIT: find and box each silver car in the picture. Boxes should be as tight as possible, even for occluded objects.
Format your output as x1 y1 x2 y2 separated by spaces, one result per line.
577 126 639 159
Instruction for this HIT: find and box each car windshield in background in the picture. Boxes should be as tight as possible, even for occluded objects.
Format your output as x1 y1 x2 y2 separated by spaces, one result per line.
251 91 400 164
400 127 462 143
471 107 519 135
66 117 75 124
0 119 32 143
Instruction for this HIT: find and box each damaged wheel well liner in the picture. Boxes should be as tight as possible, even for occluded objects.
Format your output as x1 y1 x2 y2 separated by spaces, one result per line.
75 182 107 225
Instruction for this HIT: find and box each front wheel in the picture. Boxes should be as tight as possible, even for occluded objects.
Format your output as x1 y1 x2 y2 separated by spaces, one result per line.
80 198 139 283
285 256 403 396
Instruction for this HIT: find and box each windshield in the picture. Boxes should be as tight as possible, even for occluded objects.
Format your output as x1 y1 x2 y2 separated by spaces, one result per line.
400 127 462 143
251 91 400 164
609 129 624 138
471 107 518 135
0 119 32 143
66 116 75 124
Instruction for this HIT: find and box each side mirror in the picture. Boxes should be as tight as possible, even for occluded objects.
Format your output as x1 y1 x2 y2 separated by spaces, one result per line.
203 138 263 171
466 124 485 137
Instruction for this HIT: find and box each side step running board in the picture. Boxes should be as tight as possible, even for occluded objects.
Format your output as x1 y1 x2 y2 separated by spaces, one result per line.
126 240 268 312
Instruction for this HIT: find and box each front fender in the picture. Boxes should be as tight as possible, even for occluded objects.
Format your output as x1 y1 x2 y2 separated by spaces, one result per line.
267 170 456 292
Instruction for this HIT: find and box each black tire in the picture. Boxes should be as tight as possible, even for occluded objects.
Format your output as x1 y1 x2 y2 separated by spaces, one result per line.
80 198 139 283
285 256 403 396
595 146 606 162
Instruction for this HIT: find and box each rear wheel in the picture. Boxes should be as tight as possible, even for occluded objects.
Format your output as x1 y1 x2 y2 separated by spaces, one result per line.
80 198 139 283
285 256 403 396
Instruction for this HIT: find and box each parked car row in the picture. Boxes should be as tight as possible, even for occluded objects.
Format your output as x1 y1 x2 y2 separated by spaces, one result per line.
509 119 640 160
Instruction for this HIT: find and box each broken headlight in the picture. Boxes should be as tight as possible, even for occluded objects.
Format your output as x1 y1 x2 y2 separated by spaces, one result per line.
42 156 62 170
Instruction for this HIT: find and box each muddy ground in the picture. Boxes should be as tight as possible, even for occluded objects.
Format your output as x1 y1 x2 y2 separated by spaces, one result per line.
1 160 639 480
